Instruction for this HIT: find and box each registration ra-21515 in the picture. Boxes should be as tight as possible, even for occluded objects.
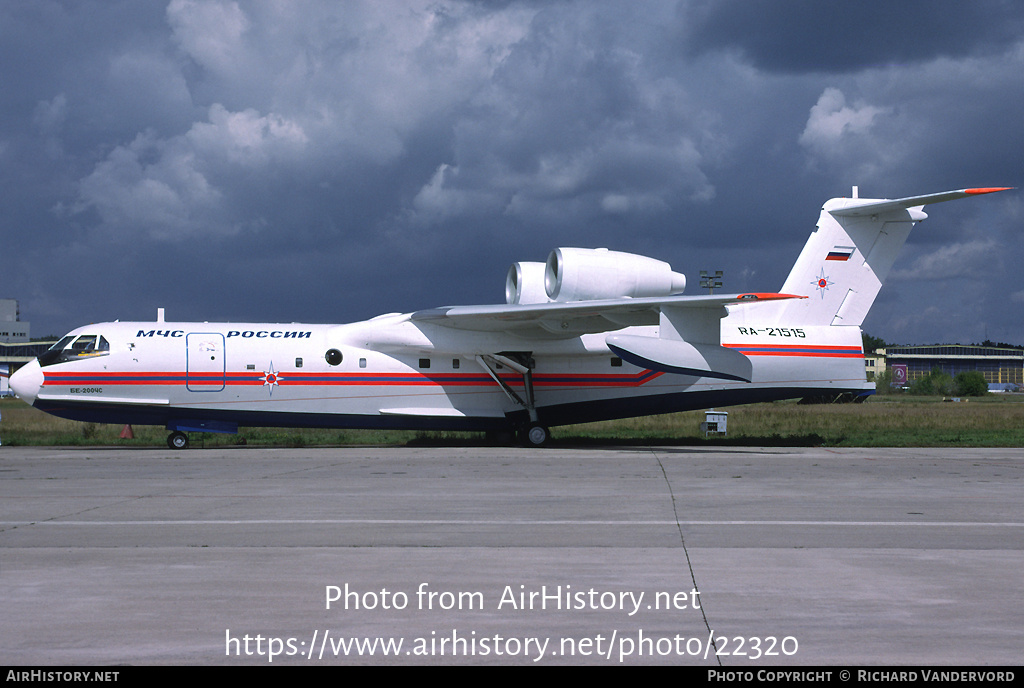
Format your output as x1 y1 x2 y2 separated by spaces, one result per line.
736 327 806 338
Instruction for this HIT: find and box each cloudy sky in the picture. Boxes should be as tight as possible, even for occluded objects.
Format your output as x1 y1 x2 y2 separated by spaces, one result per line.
2 0 1022 345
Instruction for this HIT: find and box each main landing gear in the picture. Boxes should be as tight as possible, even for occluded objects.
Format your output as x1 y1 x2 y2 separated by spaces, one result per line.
167 431 189 450
522 422 550 447
474 353 551 447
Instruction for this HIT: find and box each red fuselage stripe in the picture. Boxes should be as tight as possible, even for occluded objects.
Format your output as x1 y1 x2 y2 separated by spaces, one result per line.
42 369 666 389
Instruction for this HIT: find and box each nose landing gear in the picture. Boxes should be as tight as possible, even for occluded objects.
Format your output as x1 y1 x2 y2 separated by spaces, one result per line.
167 431 189 450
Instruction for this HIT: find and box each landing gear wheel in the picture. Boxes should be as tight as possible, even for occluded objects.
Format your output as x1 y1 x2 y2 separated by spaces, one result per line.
167 431 189 450
523 423 550 447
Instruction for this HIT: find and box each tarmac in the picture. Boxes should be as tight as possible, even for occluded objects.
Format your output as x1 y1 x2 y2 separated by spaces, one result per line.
1 444 1021 665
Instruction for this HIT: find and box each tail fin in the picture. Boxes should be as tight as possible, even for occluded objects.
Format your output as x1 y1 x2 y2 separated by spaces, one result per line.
769 187 1010 326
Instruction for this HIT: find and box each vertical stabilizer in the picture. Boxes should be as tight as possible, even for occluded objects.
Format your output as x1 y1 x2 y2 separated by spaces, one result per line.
767 187 1010 326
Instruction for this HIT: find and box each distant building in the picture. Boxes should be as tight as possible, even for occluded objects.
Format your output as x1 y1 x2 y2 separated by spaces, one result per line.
0 299 30 342
864 352 886 377
875 344 1024 386
0 300 49 377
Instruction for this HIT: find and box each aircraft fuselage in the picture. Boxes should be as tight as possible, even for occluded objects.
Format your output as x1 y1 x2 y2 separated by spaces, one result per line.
13 314 867 436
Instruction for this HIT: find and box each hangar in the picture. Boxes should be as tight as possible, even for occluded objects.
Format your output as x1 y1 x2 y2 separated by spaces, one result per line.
867 345 1024 389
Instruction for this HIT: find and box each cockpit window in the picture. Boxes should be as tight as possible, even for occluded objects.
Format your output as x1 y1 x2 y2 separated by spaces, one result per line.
48 335 75 352
71 336 97 353
69 335 109 354
39 334 111 367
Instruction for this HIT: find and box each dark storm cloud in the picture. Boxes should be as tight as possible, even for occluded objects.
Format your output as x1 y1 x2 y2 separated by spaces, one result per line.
1 0 1022 347
679 0 1024 73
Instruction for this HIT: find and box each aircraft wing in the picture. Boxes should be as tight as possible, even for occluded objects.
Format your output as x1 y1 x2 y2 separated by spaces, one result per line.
411 292 802 338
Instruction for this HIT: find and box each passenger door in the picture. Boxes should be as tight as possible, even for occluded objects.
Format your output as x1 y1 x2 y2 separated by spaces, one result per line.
186 333 225 392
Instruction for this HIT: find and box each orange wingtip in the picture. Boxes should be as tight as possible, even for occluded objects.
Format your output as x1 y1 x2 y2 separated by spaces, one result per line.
965 187 1014 194
736 292 808 301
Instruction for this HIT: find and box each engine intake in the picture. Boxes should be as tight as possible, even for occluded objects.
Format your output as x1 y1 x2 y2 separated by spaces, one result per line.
505 262 551 305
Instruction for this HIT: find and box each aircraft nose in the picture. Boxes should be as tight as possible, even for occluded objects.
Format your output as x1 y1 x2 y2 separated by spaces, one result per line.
10 358 43 404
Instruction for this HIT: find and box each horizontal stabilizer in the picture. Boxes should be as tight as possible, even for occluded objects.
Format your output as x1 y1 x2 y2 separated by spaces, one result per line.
606 334 752 382
829 187 1011 217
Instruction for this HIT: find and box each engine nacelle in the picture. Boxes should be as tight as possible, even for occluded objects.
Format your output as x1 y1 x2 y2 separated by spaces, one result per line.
544 247 686 302
505 261 553 304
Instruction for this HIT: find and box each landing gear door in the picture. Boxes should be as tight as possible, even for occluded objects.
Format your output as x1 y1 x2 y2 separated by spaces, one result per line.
186 333 225 392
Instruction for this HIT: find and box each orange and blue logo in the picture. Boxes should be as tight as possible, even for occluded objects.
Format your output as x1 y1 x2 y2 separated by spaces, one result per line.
812 268 832 298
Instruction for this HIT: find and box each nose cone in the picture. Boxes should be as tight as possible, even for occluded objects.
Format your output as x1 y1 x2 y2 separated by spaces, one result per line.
10 359 43 404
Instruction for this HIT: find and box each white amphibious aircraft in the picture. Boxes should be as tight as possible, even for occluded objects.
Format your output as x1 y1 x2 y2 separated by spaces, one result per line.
10 187 1010 448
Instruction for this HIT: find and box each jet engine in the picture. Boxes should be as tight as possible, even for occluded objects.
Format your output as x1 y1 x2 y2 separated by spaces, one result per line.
505 262 552 304
544 247 686 302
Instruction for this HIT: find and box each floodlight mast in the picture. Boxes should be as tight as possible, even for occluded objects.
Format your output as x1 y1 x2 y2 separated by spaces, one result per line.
700 270 722 294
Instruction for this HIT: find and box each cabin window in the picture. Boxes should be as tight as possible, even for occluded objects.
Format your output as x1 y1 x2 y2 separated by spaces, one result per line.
419 358 430 369
359 358 367 368
295 358 303 368
611 357 623 367
246 364 255 370
452 359 460 369
325 349 343 366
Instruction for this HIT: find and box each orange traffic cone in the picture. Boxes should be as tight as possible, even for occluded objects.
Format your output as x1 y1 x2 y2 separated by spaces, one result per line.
120 425 134 439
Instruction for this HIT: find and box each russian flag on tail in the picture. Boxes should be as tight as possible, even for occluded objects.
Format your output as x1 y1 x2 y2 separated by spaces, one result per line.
826 245 855 261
